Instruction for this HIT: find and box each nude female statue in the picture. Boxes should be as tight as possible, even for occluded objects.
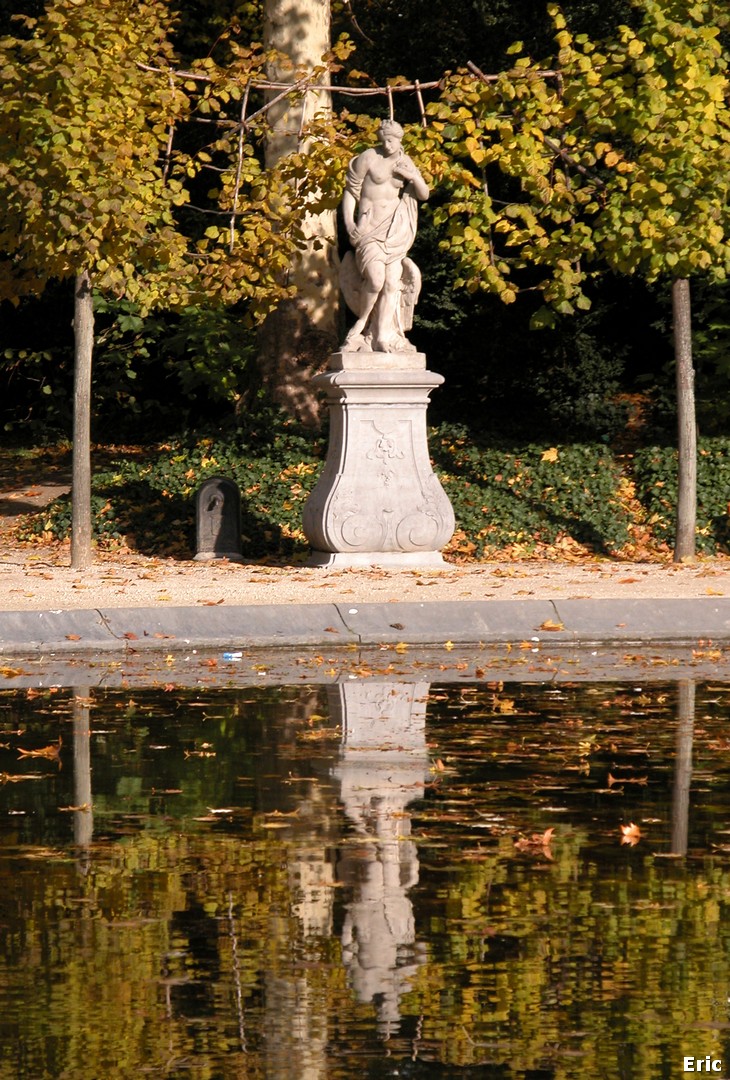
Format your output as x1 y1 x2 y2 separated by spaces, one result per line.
339 120 429 353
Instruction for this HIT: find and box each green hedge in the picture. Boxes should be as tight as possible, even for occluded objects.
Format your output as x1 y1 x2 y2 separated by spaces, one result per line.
17 422 730 559
632 439 730 554
432 424 632 557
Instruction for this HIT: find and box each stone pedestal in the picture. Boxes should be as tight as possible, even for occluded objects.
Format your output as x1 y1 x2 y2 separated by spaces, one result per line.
302 351 455 567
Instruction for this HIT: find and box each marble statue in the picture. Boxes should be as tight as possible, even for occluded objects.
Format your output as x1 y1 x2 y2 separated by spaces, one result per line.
340 120 429 353
303 120 455 567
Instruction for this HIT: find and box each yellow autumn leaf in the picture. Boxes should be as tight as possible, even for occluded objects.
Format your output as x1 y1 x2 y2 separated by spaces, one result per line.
541 447 559 462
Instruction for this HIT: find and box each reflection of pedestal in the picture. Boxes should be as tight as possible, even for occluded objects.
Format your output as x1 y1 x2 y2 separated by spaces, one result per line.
303 352 455 567
329 682 430 1035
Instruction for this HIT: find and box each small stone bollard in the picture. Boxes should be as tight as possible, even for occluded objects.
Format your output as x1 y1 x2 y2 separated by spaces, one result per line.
194 476 244 562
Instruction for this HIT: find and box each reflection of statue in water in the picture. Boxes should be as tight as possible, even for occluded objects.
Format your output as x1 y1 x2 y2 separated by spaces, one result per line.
330 682 429 1036
340 120 429 354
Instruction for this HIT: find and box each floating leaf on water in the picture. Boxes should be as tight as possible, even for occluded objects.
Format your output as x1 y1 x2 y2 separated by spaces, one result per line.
1 772 47 784
17 737 62 762
608 772 648 787
0 667 25 679
514 827 555 859
620 822 642 846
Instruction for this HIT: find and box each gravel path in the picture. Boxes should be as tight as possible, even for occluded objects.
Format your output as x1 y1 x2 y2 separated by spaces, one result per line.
1 545 727 611
1 478 727 611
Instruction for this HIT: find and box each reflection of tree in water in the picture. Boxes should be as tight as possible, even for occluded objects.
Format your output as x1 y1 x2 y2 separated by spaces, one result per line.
9 676 729 1078
259 688 340 1080
167 898 221 1018
72 686 93 856
671 680 694 856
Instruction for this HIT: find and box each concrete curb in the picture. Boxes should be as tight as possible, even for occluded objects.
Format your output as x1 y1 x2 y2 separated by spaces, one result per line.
1 597 729 655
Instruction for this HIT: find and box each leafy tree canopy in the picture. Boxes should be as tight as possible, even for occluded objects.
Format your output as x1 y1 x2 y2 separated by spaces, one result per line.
413 0 730 322
0 0 192 309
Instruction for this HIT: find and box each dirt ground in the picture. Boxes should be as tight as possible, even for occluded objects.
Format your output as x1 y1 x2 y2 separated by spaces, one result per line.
1 475 727 611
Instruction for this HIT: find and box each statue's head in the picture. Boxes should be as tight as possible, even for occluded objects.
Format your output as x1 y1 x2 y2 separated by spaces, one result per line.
378 119 404 142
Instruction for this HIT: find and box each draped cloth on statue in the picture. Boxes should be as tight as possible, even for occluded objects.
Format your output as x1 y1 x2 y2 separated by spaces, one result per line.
346 158 419 279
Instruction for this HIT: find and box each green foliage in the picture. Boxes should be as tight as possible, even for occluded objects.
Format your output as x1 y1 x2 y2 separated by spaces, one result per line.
433 424 633 555
331 0 635 116
0 0 192 308
416 0 730 316
632 438 730 552
0 0 346 322
92 296 260 420
14 416 708 560
17 423 729 558
695 283 730 382
171 0 264 65
1 295 262 439
19 412 327 558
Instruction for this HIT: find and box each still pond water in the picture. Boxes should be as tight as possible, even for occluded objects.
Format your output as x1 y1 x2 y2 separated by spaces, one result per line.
2 663 730 1079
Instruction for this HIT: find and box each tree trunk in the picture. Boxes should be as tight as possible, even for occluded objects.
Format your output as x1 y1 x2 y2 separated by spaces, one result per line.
260 0 340 426
672 277 697 562
71 270 94 569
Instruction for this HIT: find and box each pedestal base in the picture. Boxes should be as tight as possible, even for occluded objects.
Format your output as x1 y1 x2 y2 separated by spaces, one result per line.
193 551 245 564
307 549 447 568
303 354 455 567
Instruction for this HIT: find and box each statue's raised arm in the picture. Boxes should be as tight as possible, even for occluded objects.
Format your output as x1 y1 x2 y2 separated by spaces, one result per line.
339 121 429 354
